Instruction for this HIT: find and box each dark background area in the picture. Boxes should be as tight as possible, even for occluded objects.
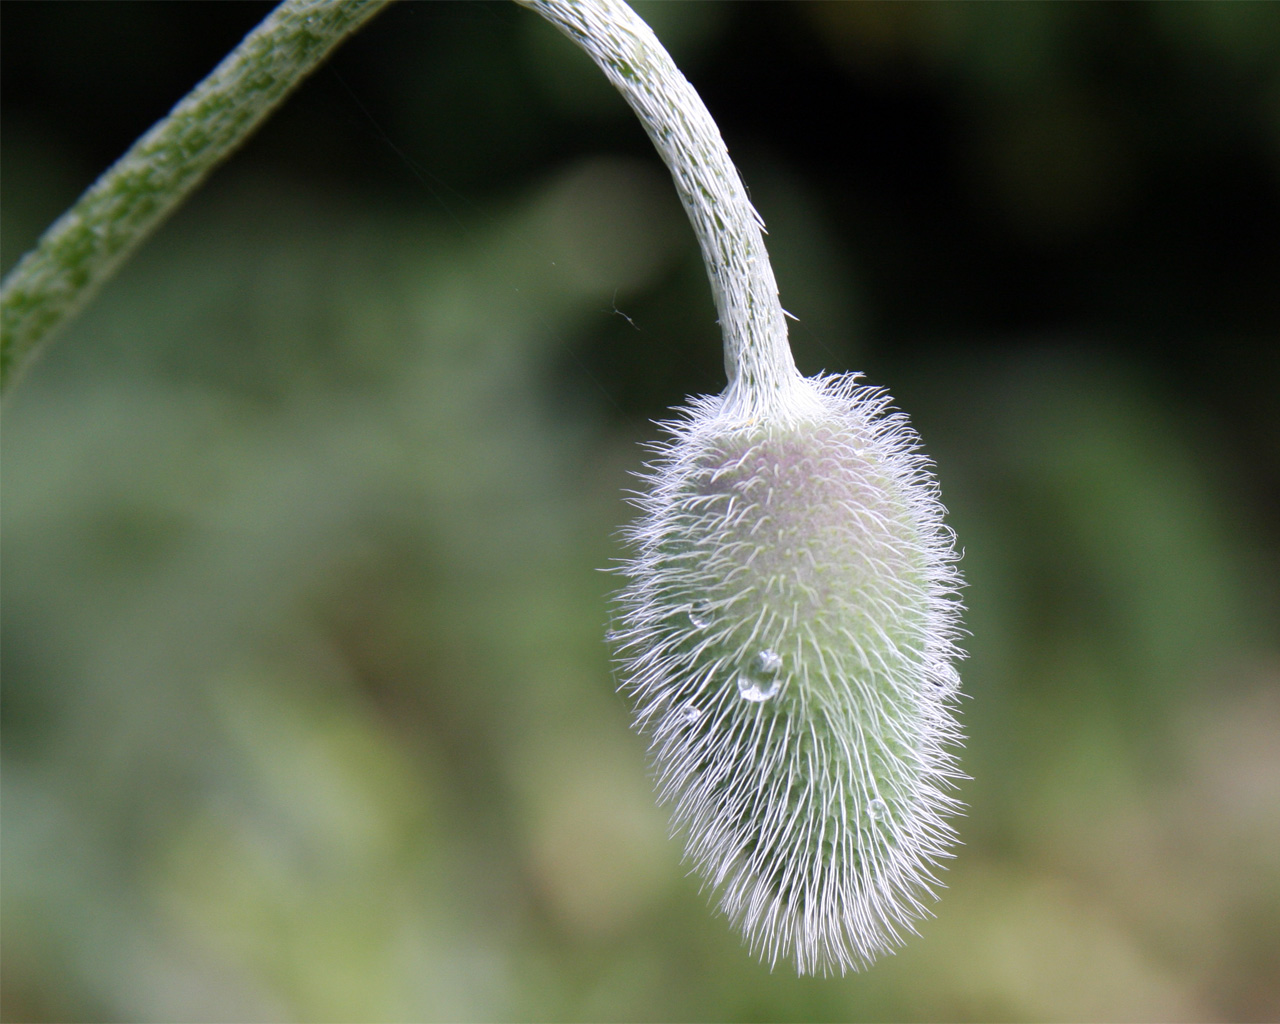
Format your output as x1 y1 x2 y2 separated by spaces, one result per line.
3 3 1278 1020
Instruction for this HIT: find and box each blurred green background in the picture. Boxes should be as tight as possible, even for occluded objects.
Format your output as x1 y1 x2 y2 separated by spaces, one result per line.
3 2 1278 1020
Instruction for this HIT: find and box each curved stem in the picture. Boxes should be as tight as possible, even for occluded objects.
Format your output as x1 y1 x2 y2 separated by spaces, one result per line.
517 0 805 415
0 0 391 395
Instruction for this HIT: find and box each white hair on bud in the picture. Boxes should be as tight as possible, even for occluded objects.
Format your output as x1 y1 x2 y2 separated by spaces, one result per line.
520 0 965 974
613 373 964 974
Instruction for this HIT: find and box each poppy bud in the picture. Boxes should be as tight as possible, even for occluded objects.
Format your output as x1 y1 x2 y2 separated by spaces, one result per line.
613 373 963 973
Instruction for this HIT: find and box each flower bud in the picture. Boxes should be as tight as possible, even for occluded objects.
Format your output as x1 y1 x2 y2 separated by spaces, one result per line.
613 373 964 974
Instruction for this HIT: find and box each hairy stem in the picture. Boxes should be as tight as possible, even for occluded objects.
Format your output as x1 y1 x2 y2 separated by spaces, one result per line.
0 0 390 395
517 0 805 416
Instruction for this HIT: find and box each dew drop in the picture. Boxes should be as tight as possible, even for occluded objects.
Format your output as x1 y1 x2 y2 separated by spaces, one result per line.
681 702 703 725
688 600 713 630
736 649 784 703
755 648 783 674
736 675 779 702
868 798 888 822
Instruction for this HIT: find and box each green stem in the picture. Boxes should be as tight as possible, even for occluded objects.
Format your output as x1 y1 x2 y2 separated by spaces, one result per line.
0 0 391 395
517 0 808 419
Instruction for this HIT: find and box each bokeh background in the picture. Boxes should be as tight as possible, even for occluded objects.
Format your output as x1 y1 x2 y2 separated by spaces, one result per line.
3 2 1279 1020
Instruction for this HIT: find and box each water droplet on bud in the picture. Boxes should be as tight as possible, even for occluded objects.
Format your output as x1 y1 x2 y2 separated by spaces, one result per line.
688 600 713 630
755 648 783 674
868 798 888 822
736 649 784 703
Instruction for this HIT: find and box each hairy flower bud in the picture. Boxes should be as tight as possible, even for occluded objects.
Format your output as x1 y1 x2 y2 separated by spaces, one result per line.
613 374 964 974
